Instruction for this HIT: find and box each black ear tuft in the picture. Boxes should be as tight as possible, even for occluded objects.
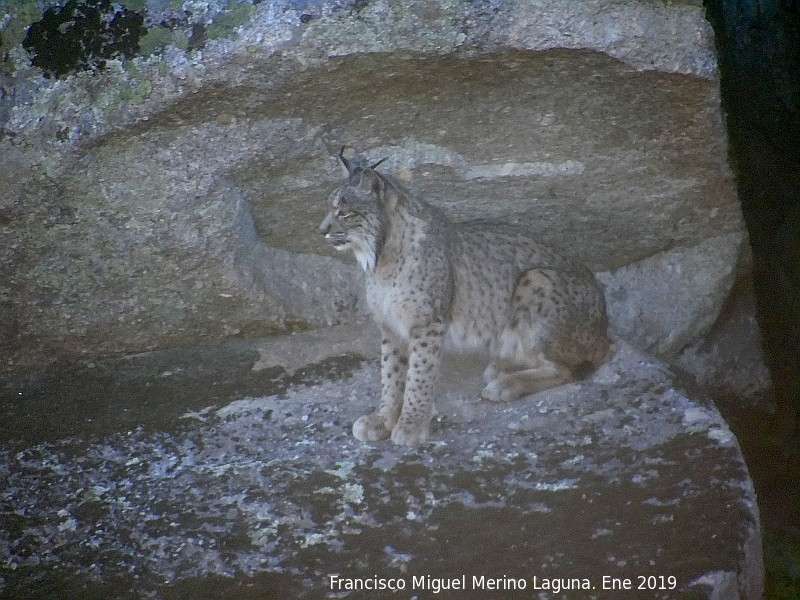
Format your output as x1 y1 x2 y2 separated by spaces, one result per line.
336 148 386 179
370 157 387 170
337 146 353 176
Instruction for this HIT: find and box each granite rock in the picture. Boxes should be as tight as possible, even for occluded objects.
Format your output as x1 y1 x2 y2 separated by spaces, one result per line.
0 0 748 372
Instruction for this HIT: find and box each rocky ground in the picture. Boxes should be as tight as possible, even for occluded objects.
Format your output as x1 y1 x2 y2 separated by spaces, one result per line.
0 328 762 599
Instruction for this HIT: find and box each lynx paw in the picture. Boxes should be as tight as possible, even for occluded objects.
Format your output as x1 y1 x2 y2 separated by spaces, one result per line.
391 420 430 446
483 364 499 385
480 380 515 403
352 413 392 442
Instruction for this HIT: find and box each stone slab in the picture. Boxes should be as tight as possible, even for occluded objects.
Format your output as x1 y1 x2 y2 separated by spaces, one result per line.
0 330 762 599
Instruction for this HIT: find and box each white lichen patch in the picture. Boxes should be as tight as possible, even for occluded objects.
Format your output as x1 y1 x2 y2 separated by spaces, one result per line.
592 528 613 539
471 449 495 462
534 479 579 492
707 427 735 445
682 405 736 445
300 532 328 548
364 141 585 185
179 405 218 421
651 514 675 525
464 160 585 180
56 510 78 532
341 483 364 505
325 462 356 480
248 526 276 548
215 396 284 419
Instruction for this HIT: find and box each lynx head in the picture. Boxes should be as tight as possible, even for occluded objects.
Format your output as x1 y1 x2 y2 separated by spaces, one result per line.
319 148 398 271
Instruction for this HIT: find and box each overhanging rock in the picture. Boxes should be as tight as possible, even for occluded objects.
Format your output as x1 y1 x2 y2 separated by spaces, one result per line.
1 0 746 370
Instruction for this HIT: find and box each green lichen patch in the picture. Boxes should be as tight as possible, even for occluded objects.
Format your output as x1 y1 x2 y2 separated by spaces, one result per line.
207 1 256 41
0 3 43 74
138 24 177 56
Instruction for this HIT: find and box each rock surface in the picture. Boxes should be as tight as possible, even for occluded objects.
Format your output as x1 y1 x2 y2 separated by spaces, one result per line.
0 0 749 377
675 286 773 407
597 233 744 357
0 328 762 600
0 3 768 596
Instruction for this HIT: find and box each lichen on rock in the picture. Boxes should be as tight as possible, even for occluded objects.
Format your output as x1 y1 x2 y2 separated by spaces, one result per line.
22 0 147 78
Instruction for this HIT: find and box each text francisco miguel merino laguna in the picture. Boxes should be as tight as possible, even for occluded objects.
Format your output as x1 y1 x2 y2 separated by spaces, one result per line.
329 574 621 594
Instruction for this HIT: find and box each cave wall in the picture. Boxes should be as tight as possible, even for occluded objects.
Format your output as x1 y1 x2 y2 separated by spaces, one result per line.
0 0 763 395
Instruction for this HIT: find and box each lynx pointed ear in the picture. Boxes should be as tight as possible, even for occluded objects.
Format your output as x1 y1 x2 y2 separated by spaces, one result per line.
371 171 385 197
337 146 353 177
373 174 402 211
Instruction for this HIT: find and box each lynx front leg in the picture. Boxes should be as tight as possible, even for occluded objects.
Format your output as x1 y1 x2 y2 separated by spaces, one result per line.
391 324 444 446
352 331 408 442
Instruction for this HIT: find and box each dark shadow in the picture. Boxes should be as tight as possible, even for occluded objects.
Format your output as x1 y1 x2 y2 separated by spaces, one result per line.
703 0 800 596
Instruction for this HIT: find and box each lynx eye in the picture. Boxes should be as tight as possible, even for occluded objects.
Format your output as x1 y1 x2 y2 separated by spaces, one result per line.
337 210 356 220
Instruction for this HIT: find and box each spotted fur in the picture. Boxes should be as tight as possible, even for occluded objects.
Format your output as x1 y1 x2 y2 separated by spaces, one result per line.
320 150 610 446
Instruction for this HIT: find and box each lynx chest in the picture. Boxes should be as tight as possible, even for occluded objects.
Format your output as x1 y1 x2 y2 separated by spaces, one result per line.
364 270 446 342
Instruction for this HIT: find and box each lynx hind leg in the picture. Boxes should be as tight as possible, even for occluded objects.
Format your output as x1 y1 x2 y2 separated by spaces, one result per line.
481 358 572 403
482 267 605 402
353 334 408 442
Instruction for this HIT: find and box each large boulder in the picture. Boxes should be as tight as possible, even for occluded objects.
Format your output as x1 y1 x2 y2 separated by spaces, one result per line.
1 0 748 376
